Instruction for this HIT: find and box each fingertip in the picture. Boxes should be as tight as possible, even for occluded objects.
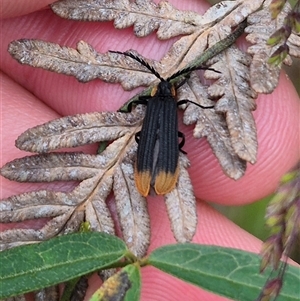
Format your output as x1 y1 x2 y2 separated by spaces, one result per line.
1 0 56 19
148 199 262 253
186 71 299 205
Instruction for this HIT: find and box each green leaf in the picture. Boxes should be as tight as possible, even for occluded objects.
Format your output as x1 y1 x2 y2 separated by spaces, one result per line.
268 44 289 66
88 264 140 301
123 264 141 301
148 244 300 301
0 232 128 299
269 0 285 19
267 28 285 46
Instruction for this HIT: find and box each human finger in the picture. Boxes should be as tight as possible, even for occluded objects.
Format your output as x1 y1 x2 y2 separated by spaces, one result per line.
1 0 57 19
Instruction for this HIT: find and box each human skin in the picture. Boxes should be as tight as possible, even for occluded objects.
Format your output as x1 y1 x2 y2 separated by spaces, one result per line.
1 0 299 300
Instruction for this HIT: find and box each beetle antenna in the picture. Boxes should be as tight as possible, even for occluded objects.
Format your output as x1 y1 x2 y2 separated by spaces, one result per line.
109 50 165 81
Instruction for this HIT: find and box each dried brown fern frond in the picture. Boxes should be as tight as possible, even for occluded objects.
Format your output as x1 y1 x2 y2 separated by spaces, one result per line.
1 2 300 300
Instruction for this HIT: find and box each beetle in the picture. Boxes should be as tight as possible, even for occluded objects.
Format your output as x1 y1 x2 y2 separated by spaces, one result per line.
110 50 218 196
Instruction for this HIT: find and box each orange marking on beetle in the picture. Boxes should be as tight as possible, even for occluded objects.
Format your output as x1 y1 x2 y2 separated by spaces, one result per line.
154 167 179 195
134 169 151 197
151 85 158 97
171 85 176 97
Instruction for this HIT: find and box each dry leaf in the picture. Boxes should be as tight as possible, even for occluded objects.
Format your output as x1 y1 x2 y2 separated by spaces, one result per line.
156 0 264 74
288 32 300 58
245 0 294 93
8 41 156 90
206 40 258 164
15 107 144 152
165 154 197 242
0 131 151 257
181 73 248 179
51 0 236 39
113 145 151 255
